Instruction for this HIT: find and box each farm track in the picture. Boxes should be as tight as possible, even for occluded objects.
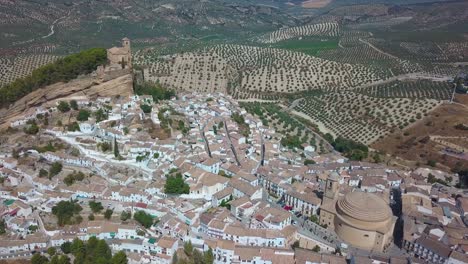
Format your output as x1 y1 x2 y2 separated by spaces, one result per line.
359 38 398 60
288 109 335 152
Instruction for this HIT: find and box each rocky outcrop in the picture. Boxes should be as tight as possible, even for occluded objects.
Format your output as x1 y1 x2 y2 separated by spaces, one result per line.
0 73 133 126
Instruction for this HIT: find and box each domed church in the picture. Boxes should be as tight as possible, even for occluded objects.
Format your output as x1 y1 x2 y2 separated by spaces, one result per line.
319 175 396 252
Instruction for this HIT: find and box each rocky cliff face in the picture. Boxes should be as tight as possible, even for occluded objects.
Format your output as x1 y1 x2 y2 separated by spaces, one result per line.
0 73 133 126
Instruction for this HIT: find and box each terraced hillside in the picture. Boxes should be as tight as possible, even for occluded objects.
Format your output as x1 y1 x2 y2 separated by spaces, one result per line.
0 54 61 87
256 22 340 44
291 91 440 144
136 44 386 96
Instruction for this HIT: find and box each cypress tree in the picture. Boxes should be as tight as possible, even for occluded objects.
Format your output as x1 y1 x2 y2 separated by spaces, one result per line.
114 137 119 158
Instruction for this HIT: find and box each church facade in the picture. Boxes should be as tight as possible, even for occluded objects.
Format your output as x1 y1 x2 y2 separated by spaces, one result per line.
107 37 132 69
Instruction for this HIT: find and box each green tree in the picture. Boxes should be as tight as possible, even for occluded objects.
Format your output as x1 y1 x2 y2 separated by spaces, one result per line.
0 48 107 108
58 255 71 264
292 241 300 249
184 240 193 256
309 215 319 224
49 255 60 264
134 82 175 102
111 250 128 264
57 101 71 113
312 245 320 252
24 120 39 135
61 241 72 254
39 168 48 178
25 121 40 135
104 209 113 220
164 173 190 194
47 247 57 256
89 201 104 213
95 239 112 260
49 162 63 178
133 211 153 228
113 137 119 158
77 109 91 121
120 211 131 222
70 100 78 110
88 214 95 221
86 236 98 257
281 135 303 149
31 253 48 264
63 171 85 186
28 225 38 232
204 247 214 264
172 252 178 264
0 219 6 234
95 109 108 122
231 112 245 125
331 136 368 161
192 248 204 264
52 200 82 226
74 252 85 264
99 141 112 152
140 104 152 113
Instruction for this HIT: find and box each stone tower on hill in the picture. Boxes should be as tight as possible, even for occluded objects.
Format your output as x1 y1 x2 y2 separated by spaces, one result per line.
107 37 132 69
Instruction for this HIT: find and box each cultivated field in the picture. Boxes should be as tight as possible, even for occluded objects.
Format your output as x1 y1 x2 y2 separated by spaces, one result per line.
353 80 453 100
241 102 332 153
136 44 386 96
292 91 440 144
257 22 340 44
0 54 61 86
138 52 230 93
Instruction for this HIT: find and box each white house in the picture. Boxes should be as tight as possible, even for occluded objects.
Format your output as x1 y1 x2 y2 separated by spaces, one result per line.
196 158 221 174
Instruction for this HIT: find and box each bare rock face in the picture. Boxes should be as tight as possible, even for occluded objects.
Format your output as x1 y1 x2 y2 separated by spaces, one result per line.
0 73 133 126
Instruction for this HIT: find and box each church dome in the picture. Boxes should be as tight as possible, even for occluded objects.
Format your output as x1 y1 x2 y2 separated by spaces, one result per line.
337 191 392 222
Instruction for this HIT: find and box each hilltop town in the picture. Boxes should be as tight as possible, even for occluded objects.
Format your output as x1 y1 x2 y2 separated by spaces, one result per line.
2 0 468 258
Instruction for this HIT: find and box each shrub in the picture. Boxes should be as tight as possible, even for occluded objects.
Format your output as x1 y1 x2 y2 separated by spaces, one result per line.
70 100 78 110
57 101 71 113
24 121 39 135
49 162 63 178
164 173 190 194
133 211 154 228
67 122 80 132
76 109 91 121
89 201 104 213
134 82 175 102
104 209 113 220
140 104 152 113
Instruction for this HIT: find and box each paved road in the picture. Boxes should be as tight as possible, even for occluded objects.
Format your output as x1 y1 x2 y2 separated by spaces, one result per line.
224 120 241 166
267 199 338 248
